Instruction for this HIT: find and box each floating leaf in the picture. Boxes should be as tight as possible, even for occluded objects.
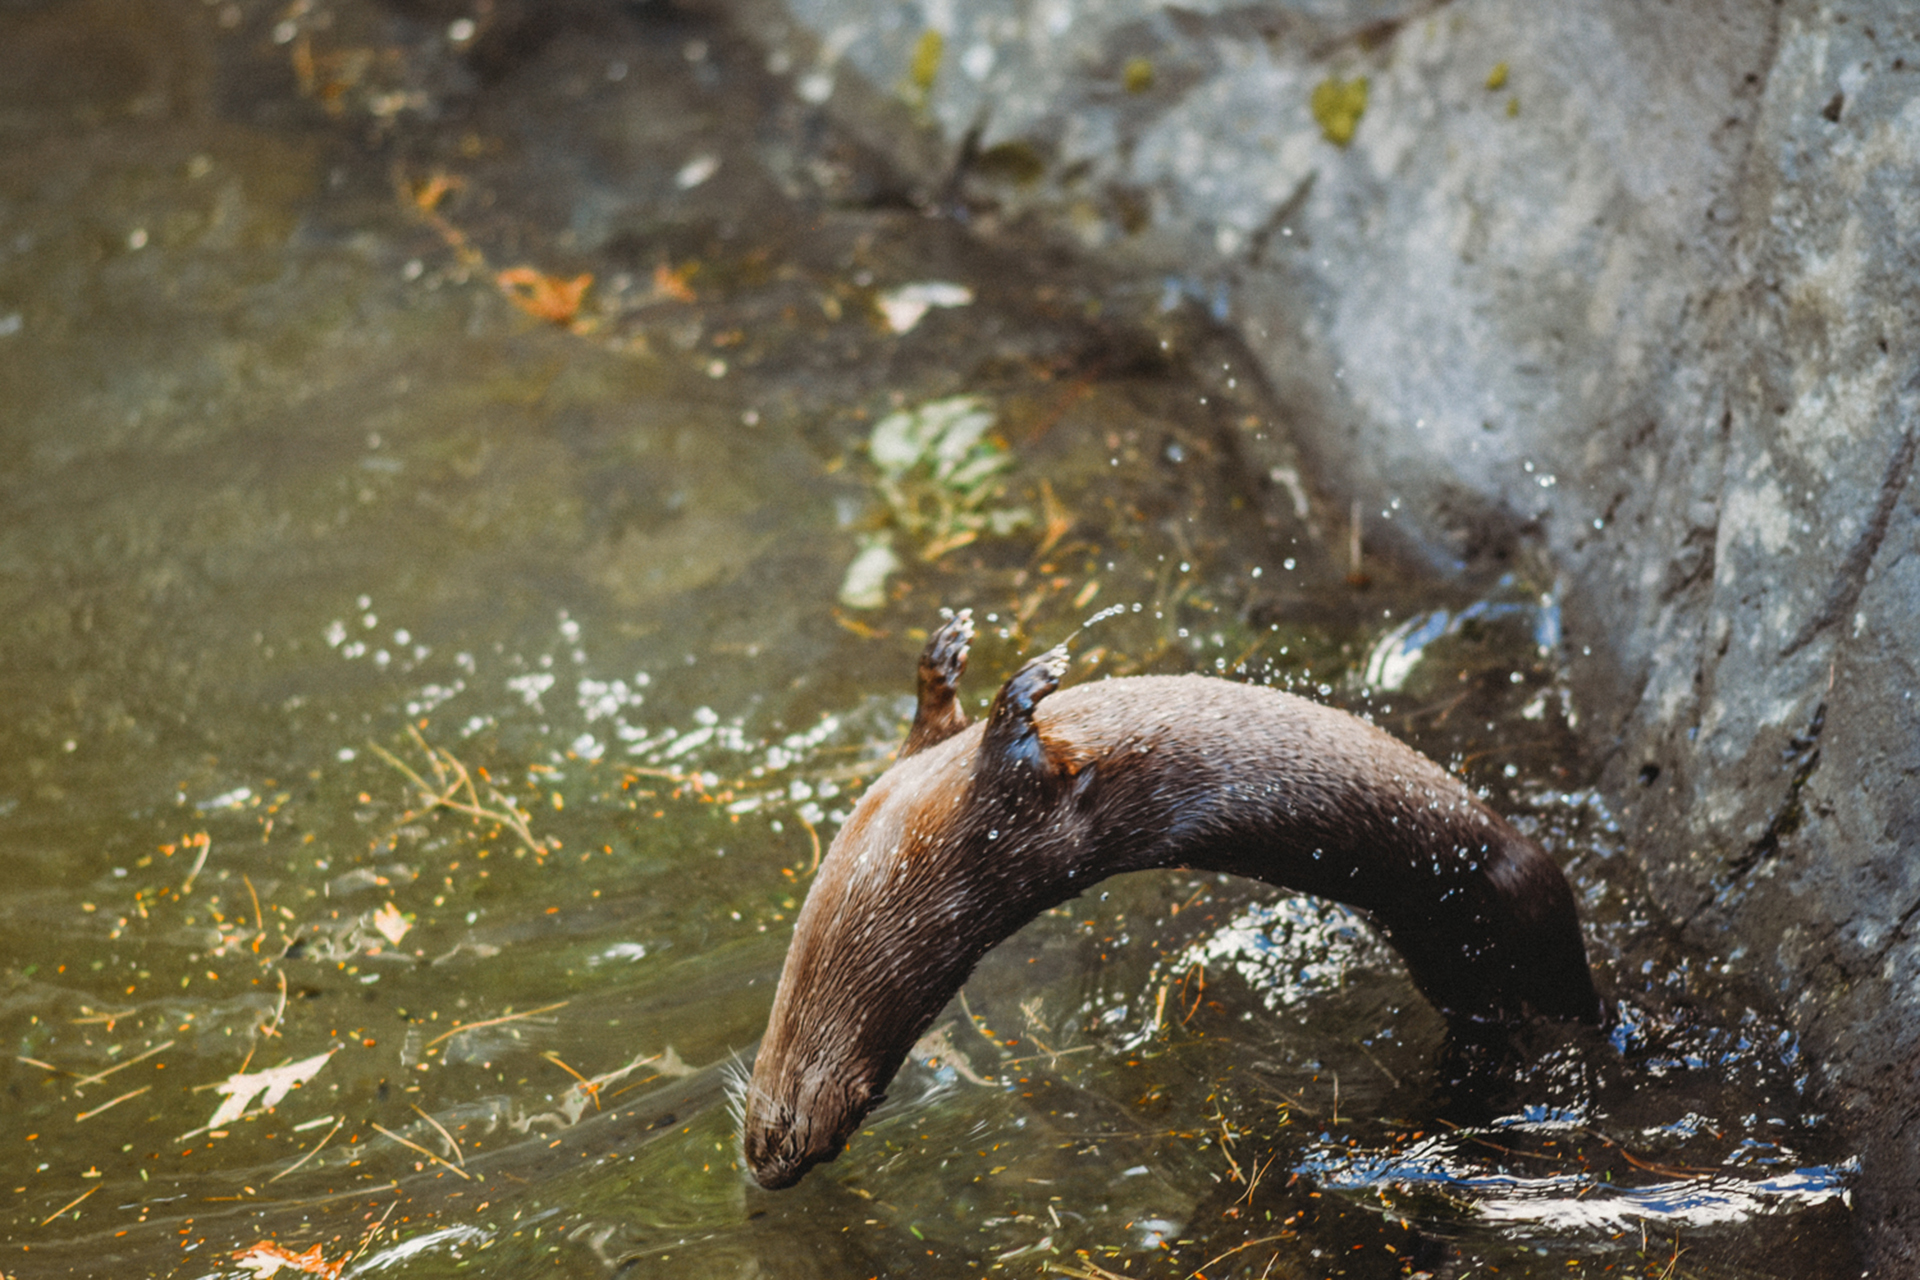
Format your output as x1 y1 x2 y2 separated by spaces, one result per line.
876 281 972 334
652 260 698 303
925 405 997 479
371 902 410 945
208 1050 336 1130
233 1242 344 1280
496 266 592 324
868 410 925 475
939 456 1003 504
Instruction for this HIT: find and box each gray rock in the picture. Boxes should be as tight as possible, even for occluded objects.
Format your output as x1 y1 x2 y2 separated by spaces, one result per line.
719 0 1920 1266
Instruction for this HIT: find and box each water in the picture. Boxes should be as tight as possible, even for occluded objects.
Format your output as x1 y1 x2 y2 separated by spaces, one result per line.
0 2 1858 1276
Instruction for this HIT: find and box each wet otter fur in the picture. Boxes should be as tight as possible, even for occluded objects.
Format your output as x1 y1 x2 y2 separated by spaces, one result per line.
744 610 1600 1190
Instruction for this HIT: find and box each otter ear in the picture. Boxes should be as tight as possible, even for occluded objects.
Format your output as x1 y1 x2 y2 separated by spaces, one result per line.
977 642 1070 782
902 609 974 757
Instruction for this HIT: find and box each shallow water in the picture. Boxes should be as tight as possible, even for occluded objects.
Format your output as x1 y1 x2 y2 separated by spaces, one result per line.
0 2 1858 1277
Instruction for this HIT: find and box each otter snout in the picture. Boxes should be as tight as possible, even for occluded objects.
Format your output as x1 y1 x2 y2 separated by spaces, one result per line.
742 1098 820 1190
742 1062 879 1190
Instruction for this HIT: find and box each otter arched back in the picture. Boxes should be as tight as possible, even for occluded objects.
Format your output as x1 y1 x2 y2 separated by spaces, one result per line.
744 610 1601 1190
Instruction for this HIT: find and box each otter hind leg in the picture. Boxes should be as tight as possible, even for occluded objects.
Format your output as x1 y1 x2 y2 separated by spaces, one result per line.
978 642 1071 782
902 609 975 757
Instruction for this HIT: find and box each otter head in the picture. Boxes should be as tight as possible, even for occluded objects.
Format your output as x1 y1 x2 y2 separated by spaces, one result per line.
742 744 1018 1188
739 801 922 1188
745 632 1078 1189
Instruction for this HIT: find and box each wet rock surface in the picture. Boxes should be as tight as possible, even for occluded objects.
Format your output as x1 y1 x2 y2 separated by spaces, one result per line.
721 0 1920 1267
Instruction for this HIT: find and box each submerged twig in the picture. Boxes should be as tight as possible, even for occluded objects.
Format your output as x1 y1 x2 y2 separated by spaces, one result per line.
76 1085 150 1122
347 1197 403 1268
70 1040 175 1091
957 990 1009 1056
71 1005 137 1031
1212 1108 1247 1187
1049 1257 1131 1280
179 833 213 894
243 874 265 953
542 1052 601 1111
1189 1232 1295 1279
1181 961 1207 1024
268 1119 343 1183
1576 1126 1724 1181
409 1103 466 1167
423 1000 569 1051
260 969 289 1042
799 814 822 875
39 1185 100 1227
371 1122 472 1180
1000 1044 1095 1067
1346 496 1369 587
1240 1149 1280 1204
368 728 554 857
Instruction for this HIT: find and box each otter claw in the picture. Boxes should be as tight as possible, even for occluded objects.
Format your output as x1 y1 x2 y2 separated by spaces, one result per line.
1003 644 1070 714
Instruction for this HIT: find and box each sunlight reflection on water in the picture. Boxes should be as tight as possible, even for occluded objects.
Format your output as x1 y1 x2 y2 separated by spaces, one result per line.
1298 1131 1854 1233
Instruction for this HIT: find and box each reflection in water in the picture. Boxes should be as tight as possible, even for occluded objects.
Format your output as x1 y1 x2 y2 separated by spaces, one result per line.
1469 1165 1854 1232
1304 1127 1853 1231
350 1223 493 1272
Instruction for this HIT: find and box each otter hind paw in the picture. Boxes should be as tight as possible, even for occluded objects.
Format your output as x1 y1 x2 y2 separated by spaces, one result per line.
903 608 976 757
1006 644 1070 713
978 642 1072 782
921 609 974 694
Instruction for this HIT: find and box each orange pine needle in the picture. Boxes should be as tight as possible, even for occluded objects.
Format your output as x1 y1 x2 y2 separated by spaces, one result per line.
411 171 462 213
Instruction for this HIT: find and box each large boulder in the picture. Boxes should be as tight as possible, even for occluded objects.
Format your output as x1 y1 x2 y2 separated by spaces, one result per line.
719 0 1920 1266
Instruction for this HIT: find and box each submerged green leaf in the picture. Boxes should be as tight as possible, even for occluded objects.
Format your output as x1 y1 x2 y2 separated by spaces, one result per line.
839 533 901 609
842 396 1031 606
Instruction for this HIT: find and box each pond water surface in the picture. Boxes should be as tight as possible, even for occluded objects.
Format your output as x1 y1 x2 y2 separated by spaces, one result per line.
0 2 1859 1277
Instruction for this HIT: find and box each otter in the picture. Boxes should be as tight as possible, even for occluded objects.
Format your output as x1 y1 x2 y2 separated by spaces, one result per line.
744 610 1600 1190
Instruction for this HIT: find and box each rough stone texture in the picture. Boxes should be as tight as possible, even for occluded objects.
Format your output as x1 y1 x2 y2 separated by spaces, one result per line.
1604 7 1920 1265
713 0 1920 1267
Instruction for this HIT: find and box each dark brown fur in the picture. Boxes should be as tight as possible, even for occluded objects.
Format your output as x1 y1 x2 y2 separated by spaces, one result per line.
744 611 1600 1189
